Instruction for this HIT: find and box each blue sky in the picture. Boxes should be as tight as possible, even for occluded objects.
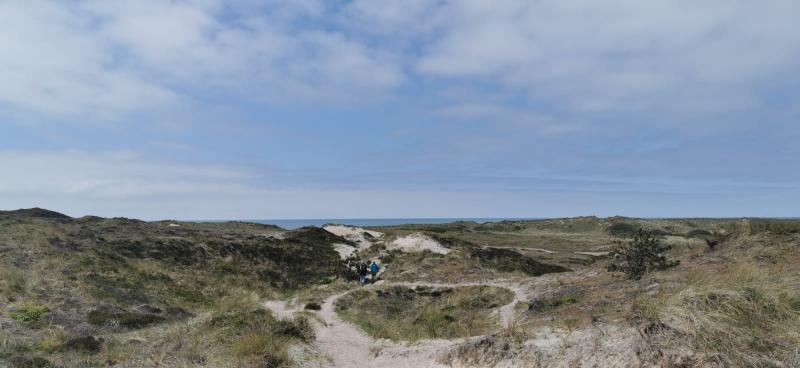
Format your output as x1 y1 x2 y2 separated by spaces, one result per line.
1 0 799 220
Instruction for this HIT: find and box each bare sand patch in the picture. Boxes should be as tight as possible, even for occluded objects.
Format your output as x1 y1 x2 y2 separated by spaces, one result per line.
389 233 451 254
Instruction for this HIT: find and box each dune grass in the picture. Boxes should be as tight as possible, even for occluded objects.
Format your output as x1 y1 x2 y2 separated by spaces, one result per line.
634 261 800 366
335 285 514 342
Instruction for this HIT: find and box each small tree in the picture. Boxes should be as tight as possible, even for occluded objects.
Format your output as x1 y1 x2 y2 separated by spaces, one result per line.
607 229 679 280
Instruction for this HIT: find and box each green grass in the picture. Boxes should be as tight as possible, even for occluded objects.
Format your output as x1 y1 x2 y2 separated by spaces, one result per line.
335 285 514 341
10 305 50 323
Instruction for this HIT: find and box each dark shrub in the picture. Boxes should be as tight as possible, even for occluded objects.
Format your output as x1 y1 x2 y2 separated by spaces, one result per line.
87 306 164 329
607 229 679 280
470 247 570 276
304 302 321 311
607 222 639 237
62 336 103 354
528 287 584 313
686 229 712 238
8 356 52 368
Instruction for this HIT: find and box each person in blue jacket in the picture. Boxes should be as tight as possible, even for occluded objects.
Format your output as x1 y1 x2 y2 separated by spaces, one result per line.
369 260 379 283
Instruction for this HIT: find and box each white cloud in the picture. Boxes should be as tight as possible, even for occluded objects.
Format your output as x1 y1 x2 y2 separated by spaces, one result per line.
417 0 800 114
0 0 404 123
0 2 178 119
4 0 797 125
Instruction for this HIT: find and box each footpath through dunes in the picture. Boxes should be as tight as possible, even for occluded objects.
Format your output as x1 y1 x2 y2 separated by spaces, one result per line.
263 280 528 368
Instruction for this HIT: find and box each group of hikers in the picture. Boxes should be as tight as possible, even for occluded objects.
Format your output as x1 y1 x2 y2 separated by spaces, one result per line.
353 260 379 286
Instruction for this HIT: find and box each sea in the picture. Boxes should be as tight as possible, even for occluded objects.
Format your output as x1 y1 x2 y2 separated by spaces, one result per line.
247 218 538 230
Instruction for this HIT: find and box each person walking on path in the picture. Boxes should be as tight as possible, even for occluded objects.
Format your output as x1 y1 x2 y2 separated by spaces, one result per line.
358 261 368 286
369 261 379 283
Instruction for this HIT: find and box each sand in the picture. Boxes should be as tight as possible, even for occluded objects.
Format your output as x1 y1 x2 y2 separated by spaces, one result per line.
388 233 451 254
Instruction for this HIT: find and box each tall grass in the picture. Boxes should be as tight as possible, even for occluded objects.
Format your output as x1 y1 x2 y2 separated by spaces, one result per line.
0 264 26 298
641 262 800 366
748 219 800 235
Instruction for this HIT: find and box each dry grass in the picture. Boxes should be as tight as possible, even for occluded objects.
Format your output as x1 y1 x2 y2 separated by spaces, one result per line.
0 263 26 299
636 261 800 366
336 285 514 341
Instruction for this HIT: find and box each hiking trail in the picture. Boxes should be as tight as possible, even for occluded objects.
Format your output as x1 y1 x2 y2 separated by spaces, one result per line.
263 280 528 367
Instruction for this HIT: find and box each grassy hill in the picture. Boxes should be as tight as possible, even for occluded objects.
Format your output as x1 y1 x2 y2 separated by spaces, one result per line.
1 210 798 367
0 210 346 367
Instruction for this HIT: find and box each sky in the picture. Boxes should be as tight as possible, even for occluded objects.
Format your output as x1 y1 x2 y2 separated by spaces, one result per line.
1 0 799 220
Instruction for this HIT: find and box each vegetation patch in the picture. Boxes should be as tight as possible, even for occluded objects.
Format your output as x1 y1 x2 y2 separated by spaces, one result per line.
87 306 165 329
748 219 800 235
634 262 800 366
10 305 49 326
0 265 26 299
335 285 514 341
528 288 584 313
608 229 679 280
607 222 639 237
470 247 570 276
7 355 53 368
61 336 103 354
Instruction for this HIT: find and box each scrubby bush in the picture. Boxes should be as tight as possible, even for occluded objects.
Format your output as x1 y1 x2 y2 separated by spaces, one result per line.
607 229 678 280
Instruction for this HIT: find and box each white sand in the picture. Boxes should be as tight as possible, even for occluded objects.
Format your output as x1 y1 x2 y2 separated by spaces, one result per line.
574 251 610 257
388 233 451 254
333 243 357 260
323 224 383 239
323 225 383 251
526 247 557 254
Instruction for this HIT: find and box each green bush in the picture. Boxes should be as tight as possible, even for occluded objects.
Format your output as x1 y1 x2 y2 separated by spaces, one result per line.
608 229 679 280
10 305 49 323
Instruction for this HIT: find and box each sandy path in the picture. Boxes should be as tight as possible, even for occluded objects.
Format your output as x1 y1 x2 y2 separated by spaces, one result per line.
264 280 527 367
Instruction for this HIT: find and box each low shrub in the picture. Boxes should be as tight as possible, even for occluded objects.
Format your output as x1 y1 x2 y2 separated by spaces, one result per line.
10 305 49 324
7 355 52 368
61 336 103 354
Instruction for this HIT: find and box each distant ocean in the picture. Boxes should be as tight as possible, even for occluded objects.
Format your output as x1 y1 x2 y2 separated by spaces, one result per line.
248 218 538 230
